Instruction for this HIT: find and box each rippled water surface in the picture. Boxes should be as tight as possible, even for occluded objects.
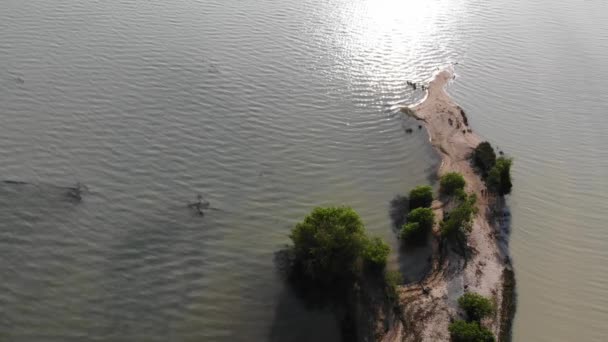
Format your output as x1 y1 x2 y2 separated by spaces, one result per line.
1 0 607 341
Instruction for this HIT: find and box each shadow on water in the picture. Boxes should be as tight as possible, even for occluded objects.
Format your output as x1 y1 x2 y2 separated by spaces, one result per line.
271 249 348 342
267 286 341 342
389 195 409 230
388 195 433 284
397 235 434 284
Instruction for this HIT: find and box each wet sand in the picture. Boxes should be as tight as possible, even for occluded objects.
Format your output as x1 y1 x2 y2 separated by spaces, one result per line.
386 67 513 341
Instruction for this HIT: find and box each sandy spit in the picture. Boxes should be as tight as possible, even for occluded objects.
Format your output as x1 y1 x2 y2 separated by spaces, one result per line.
386 66 513 342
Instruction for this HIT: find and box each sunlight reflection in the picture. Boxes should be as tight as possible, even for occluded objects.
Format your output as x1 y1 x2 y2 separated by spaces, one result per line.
357 0 443 47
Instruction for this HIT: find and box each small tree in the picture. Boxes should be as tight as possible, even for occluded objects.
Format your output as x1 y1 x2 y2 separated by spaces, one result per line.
407 207 435 231
290 206 367 284
486 157 512 196
363 237 390 272
289 206 391 287
409 185 433 210
472 142 496 177
458 292 495 321
401 208 435 244
448 320 495 342
440 172 466 196
440 193 477 238
400 222 420 241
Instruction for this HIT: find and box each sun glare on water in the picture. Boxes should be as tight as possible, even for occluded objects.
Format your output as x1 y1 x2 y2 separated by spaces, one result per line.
357 0 445 46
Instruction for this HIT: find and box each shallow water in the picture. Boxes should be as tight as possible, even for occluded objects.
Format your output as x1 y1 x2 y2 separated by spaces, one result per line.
1 0 607 341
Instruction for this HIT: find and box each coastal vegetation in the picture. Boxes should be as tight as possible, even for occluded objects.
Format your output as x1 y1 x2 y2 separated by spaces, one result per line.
400 207 435 243
471 142 513 196
448 292 496 341
440 172 466 196
440 192 477 239
448 320 495 342
289 206 390 286
285 206 403 341
396 185 435 244
487 157 513 196
472 142 497 178
458 292 495 321
408 185 434 210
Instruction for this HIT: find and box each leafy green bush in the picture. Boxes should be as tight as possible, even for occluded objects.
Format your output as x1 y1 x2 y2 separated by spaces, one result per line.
409 185 434 210
289 206 391 285
486 157 513 196
363 237 390 271
401 207 435 243
448 320 495 342
400 222 420 241
290 206 367 284
440 193 477 238
407 207 435 231
458 292 495 321
440 172 466 196
472 142 496 177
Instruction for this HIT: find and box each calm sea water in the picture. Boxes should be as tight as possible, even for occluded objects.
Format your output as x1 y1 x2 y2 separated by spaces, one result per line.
1 0 607 341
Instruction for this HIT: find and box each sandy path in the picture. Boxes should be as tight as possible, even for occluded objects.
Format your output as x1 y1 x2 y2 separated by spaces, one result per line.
392 67 511 341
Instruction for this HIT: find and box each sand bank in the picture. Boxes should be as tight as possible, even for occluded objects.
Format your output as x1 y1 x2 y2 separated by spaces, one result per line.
386 67 514 341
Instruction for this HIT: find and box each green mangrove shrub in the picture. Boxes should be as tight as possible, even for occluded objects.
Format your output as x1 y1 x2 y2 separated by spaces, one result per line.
458 292 495 321
400 207 435 243
448 320 495 342
440 193 477 239
486 157 513 196
440 172 466 196
289 206 390 285
409 185 434 210
472 141 497 178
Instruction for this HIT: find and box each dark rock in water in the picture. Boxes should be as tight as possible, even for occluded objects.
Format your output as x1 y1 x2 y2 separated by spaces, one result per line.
405 128 413 134
418 125 422 129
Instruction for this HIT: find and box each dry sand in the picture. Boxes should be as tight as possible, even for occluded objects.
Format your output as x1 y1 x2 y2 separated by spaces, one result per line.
386 66 513 341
